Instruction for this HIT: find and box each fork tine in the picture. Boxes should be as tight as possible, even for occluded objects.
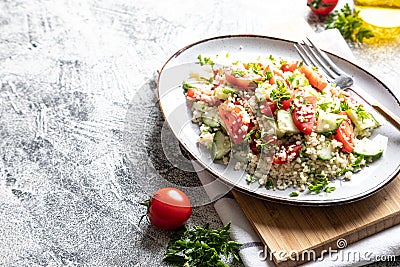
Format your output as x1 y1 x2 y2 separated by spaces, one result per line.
294 42 335 80
306 37 344 76
301 40 338 79
294 43 312 66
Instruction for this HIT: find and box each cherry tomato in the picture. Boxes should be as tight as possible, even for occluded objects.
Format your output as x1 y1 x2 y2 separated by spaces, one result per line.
224 68 261 90
218 102 248 144
307 0 338 15
273 144 302 164
292 96 317 135
334 115 355 153
145 188 192 230
298 64 328 91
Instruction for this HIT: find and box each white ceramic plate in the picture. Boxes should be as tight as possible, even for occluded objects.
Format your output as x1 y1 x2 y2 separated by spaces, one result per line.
158 35 400 205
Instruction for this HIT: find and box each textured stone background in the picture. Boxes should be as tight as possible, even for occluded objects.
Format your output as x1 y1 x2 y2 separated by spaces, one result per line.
0 0 399 266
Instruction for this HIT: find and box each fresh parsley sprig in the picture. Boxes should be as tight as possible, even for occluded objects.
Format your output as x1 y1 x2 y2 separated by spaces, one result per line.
197 54 215 67
270 82 291 109
308 174 336 194
164 223 242 267
325 3 374 43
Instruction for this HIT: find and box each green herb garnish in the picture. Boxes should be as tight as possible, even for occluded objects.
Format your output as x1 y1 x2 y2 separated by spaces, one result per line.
308 175 329 194
264 71 273 80
325 3 374 43
246 63 263 76
265 179 275 190
308 0 334 9
355 105 370 121
164 223 241 267
222 88 238 96
324 186 336 193
270 82 291 109
244 129 255 143
340 101 349 111
182 81 195 94
318 102 331 112
268 54 276 63
231 69 246 77
247 175 257 183
350 154 365 170
198 54 215 66
289 191 299 197
200 76 214 84
338 168 352 176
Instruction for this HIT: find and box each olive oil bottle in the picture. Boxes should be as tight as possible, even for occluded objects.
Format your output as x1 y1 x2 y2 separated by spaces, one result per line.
354 0 400 42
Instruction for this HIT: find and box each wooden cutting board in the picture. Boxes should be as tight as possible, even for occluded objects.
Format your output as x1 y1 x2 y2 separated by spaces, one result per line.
232 174 400 267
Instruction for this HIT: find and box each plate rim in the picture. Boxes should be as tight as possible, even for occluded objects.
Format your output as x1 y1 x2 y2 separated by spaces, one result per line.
157 34 400 206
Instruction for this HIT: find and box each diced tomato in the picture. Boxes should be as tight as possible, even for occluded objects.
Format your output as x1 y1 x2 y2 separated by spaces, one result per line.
292 96 317 135
218 102 248 144
269 75 284 85
185 87 220 106
298 64 328 91
333 115 354 153
281 61 298 72
281 95 294 110
273 144 302 164
186 88 195 98
264 65 284 85
260 99 277 117
224 68 261 90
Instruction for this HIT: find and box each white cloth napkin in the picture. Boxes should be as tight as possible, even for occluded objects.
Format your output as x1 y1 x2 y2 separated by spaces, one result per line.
193 20 400 267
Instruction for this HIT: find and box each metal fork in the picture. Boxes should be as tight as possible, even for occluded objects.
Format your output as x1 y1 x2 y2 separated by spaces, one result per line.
294 38 400 131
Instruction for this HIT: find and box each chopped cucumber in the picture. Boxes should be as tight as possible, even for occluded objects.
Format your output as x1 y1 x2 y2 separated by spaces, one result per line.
302 85 319 97
315 110 347 133
276 109 300 135
192 101 209 111
201 109 220 128
211 131 231 160
275 122 285 139
353 137 384 159
214 87 238 100
317 141 334 160
317 97 341 113
288 73 309 89
213 87 229 100
346 108 380 131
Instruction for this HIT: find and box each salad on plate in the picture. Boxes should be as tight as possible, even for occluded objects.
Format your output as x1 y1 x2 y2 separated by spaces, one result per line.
183 53 384 195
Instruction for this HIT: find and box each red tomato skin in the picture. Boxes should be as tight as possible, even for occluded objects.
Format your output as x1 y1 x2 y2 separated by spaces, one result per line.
333 117 355 153
307 0 338 15
298 64 328 91
281 95 294 110
148 188 192 230
281 61 298 72
292 96 317 135
273 144 302 164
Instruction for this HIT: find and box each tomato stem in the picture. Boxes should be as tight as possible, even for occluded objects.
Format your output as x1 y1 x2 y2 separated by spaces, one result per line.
139 200 150 207
307 0 333 9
